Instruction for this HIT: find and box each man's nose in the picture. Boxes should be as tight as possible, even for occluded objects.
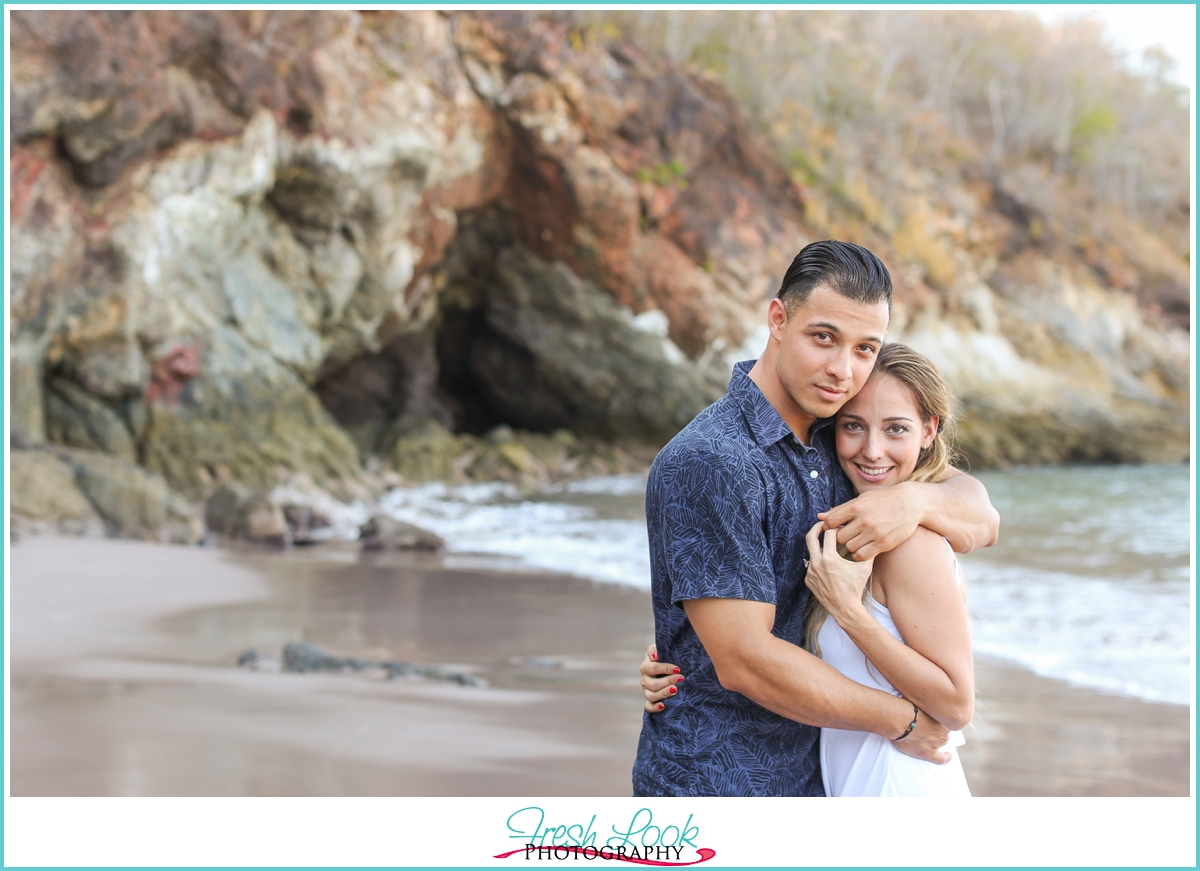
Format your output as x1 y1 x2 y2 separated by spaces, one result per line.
826 349 853 382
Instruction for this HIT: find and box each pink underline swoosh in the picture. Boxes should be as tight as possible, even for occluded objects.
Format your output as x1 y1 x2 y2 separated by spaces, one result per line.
493 847 717 866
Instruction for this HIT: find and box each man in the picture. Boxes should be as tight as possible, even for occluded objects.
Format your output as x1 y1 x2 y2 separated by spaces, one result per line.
631 240 999 797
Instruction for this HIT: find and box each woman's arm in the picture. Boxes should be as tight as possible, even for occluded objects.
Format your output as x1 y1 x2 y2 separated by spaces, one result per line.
805 523 974 731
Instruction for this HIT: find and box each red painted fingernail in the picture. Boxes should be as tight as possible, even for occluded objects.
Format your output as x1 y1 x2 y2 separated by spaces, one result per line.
658 703 665 710
672 667 681 674
676 676 684 683
651 653 658 660
668 686 677 694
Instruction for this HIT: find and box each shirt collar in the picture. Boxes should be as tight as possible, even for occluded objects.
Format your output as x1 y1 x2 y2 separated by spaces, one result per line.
729 359 834 449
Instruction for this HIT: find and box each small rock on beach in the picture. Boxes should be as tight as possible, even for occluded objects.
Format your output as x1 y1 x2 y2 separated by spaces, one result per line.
359 515 445 552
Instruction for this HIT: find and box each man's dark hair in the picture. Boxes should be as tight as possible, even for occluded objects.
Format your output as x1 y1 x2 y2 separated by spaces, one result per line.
776 240 892 315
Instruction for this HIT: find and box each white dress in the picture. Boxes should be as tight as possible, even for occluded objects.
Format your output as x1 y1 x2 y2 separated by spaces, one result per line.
817 596 971 796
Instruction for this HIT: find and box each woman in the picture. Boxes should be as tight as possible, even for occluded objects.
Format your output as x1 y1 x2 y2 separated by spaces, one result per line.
642 342 974 796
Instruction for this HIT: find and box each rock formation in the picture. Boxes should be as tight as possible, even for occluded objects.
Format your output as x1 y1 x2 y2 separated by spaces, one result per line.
9 10 1189 540
239 641 487 686
359 514 445 552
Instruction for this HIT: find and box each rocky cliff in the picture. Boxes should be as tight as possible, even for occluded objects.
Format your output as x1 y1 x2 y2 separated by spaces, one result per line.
9 11 1190 538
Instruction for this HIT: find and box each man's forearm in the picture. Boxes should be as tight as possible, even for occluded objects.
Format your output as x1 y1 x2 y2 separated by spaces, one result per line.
916 471 1000 553
716 632 914 737
683 597 953 762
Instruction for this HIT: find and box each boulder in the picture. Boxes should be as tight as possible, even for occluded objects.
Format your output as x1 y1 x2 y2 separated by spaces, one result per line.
9 449 105 537
282 641 371 673
382 661 487 687
464 440 550 487
382 417 474 484
68 449 202 544
434 228 722 441
237 495 291 546
359 515 445 552
281 504 331 545
139 327 364 502
204 483 289 546
275 641 486 685
43 376 138 462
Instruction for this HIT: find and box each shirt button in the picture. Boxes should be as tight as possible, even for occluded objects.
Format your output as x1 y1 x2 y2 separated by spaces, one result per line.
809 469 819 478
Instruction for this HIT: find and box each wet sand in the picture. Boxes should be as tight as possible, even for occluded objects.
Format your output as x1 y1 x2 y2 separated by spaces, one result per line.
8 536 1191 796
964 658 1191 796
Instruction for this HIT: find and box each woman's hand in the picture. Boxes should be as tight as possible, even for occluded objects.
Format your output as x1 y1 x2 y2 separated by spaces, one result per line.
804 521 875 626
640 644 684 713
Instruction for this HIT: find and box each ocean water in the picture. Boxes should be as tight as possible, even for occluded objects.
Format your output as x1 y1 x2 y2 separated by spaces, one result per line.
962 465 1192 706
371 465 1193 706
376 476 652 586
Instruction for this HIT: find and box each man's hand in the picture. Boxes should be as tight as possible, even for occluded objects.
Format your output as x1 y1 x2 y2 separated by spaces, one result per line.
818 481 925 561
822 469 999 556
890 708 951 764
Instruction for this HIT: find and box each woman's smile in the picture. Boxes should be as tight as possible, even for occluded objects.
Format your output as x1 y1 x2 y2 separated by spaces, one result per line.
851 462 896 483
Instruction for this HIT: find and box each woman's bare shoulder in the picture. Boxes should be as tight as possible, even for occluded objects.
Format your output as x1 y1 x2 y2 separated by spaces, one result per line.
873 526 958 592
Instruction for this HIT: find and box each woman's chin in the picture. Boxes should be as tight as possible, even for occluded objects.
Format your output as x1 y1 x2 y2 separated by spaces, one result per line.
854 481 889 493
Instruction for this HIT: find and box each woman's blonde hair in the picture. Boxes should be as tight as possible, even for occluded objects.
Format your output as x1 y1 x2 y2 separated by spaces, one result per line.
804 342 960 657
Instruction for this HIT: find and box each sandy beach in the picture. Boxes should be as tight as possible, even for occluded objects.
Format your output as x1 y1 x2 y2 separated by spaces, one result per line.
8 535 1191 797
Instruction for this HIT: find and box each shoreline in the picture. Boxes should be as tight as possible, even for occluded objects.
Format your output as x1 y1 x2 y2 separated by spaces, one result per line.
965 655 1191 796
8 535 1191 797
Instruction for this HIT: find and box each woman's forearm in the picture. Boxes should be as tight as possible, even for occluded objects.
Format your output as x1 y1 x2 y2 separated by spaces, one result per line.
835 605 974 731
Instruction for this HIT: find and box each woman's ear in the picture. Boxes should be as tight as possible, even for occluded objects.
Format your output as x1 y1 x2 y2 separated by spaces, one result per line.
922 415 940 448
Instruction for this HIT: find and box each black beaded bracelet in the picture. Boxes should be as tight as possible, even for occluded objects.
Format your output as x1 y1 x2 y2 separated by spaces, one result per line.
894 703 919 740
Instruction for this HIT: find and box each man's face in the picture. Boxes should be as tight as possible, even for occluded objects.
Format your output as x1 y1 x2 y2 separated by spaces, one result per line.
770 284 890 421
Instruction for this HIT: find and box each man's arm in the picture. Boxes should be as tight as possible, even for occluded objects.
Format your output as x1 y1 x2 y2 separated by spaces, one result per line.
683 597 951 762
819 467 1000 559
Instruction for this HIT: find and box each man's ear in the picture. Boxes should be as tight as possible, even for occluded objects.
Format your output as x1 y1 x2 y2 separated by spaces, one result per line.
767 298 789 342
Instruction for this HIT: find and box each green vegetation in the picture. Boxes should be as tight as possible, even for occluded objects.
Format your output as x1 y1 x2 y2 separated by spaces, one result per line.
579 9 1189 263
637 158 690 190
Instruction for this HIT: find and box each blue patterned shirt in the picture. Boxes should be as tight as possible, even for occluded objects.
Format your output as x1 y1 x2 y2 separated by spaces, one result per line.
632 360 855 796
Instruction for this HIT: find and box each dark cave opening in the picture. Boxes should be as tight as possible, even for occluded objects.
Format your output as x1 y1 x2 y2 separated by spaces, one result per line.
314 209 588 451
434 304 578 436
313 302 580 453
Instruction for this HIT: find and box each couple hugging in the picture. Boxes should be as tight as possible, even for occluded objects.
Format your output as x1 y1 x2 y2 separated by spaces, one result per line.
632 240 1000 797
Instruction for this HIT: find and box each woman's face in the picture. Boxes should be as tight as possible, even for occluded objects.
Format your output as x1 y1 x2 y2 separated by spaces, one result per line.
835 372 938 493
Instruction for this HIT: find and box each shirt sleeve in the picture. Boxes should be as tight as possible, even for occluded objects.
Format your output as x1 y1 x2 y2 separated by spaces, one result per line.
651 447 776 605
